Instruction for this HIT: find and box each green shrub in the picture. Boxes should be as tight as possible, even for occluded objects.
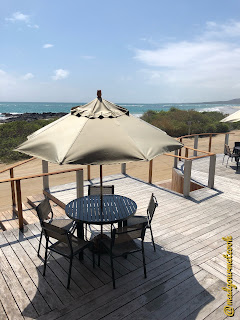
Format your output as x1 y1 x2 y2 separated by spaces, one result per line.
141 109 231 137
0 119 55 163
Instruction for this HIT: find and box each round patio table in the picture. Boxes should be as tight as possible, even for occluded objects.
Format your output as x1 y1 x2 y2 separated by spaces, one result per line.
65 194 137 239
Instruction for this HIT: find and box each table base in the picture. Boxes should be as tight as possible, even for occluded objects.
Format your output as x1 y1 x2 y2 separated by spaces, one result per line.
90 234 110 253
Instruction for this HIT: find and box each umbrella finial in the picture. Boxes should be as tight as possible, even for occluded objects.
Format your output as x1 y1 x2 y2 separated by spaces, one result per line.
97 90 102 99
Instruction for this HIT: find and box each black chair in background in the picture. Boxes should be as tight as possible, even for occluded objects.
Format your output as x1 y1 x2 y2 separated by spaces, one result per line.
234 141 240 148
126 193 158 251
36 198 76 257
223 144 239 167
87 185 115 238
98 222 148 288
88 185 114 196
42 222 95 289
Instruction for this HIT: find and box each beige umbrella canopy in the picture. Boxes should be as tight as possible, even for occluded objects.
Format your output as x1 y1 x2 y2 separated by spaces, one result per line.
16 91 183 165
220 110 240 123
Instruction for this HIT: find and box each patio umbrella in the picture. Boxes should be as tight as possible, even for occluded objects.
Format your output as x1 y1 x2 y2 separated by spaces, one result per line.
220 110 240 123
16 91 183 210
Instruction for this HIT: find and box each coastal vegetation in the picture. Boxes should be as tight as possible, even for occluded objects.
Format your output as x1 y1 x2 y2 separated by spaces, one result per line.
0 119 54 163
141 108 240 137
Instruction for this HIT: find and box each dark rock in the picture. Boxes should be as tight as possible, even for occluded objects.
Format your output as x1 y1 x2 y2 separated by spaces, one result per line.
0 112 68 123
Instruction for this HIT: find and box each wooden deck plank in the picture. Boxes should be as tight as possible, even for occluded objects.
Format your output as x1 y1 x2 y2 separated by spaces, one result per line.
0 231 52 316
0 271 24 320
0 244 38 319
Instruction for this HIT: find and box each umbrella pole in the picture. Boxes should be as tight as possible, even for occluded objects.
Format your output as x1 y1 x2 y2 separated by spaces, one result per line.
100 165 103 235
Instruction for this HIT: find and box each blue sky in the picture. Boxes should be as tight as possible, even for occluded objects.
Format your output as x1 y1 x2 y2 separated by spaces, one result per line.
1 0 240 103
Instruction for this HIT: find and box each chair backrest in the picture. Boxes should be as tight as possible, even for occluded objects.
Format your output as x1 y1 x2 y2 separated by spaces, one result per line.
36 198 53 223
113 222 148 245
225 144 231 156
42 222 71 247
235 142 240 148
147 193 158 224
88 185 114 196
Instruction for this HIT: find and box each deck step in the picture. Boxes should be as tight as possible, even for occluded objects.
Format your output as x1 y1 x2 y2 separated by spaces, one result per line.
27 194 45 208
0 210 20 230
22 203 39 225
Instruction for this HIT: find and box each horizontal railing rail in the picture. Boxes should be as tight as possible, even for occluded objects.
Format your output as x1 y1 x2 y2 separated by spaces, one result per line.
0 157 36 174
0 167 83 183
177 132 235 140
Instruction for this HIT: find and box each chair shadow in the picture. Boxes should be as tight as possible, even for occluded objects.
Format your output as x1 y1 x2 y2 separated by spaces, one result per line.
21 233 215 320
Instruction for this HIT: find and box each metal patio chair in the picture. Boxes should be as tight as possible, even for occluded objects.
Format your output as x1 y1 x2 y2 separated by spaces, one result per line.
125 193 158 251
36 198 76 257
42 222 95 289
98 222 148 288
86 185 115 238
223 144 239 167
88 185 114 196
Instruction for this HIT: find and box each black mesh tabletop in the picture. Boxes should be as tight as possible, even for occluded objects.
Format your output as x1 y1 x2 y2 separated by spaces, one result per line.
65 195 137 225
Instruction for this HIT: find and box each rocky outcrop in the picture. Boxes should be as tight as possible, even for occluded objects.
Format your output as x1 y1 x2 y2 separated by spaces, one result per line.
0 112 68 123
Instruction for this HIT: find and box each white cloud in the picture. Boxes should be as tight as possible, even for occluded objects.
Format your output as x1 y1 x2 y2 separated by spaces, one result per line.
134 20 240 99
203 20 240 39
5 11 39 29
43 44 54 49
52 69 69 80
22 73 34 80
6 12 30 23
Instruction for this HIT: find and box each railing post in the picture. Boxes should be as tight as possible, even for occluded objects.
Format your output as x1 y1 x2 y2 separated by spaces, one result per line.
194 135 199 156
148 160 153 184
209 134 212 152
121 163 126 174
87 165 91 181
10 168 16 208
76 170 84 198
224 133 229 153
15 179 24 230
183 159 192 197
174 150 178 168
185 148 189 158
208 154 216 189
42 160 49 190
179 138 183 160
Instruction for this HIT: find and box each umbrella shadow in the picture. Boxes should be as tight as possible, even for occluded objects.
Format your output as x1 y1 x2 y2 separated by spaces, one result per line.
21 235 215 320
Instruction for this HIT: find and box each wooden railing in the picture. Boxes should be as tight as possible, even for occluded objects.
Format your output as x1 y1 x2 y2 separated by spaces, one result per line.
177 132 235 157
0 157 36 208
165 146 216 197
0 166 84 230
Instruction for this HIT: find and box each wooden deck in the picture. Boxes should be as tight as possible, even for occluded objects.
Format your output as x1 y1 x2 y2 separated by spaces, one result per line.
0 154 239 319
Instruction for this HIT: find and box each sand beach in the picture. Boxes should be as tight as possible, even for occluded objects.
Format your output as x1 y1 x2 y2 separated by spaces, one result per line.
0 129 239 211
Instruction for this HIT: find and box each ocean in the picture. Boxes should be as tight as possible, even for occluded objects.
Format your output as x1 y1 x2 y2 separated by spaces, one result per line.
0 101 239 120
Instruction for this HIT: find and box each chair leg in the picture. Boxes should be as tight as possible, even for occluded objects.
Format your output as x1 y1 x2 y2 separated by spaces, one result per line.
43 239 48 276
67 257 73 289
110 253 115 289
222 155 225 164
149 226 156 252
142 242 147 278
226 157 229 167
37 230 43 257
